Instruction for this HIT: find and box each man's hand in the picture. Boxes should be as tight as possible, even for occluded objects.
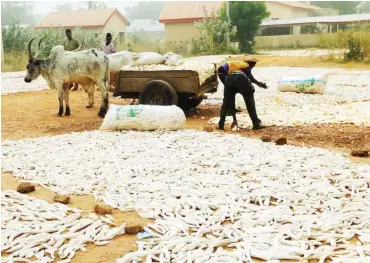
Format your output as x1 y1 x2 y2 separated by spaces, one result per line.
258 82 268 89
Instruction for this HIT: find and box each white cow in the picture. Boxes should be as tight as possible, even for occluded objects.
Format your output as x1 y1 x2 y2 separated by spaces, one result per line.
24 38 110 117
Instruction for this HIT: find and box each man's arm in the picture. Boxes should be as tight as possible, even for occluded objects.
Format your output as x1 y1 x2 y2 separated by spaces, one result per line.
243 68 267 89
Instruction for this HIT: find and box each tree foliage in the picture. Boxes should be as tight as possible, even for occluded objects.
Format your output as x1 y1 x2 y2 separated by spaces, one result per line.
192 8 237 55
220 1 270 53
357 1 370 13
53 3 74 12
311 1 359 15
2 19 107 58
1 1 35 25
79 1 107 10
2 17 32 53
127 30 149 45
125 1 164 19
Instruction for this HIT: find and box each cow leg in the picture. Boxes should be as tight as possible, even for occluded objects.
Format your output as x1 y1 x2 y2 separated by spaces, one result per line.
86 84 95 108
97 82 108 118
57 83 65 117
63 85 71 116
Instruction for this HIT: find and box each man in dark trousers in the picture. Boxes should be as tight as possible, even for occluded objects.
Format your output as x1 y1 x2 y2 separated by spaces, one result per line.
217 56 268 130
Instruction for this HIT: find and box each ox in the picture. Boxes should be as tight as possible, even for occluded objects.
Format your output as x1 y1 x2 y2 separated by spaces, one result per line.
24 38 110 117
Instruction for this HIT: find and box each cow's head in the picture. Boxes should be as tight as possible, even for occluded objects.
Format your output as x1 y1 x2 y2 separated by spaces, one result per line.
25 38 44 83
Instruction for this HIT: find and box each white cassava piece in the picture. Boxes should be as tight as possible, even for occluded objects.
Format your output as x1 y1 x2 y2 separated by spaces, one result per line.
2 130 370 262
99 104 186 131
1 190 126 263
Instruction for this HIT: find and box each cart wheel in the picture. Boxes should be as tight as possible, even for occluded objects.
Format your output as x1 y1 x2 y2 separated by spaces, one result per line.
178 94 204 110
139 80 178 106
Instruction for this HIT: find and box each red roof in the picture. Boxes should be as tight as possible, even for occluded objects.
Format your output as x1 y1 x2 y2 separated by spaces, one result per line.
159 2 223 24
36 8 130 29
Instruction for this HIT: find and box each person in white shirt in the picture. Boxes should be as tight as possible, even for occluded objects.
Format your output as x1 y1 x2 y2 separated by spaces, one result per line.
101 33 116 54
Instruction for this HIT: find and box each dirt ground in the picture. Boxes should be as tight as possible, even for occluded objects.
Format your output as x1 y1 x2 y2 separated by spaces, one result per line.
1 87 369 262
2 89 369 154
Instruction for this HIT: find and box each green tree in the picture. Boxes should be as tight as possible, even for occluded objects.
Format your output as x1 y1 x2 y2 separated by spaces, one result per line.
125 1 164 19
1 1 35 25
2 18 32 53
53 3 74 12
357 1 370 13
311 1 359 15
192 8 237 55
220 1 270 53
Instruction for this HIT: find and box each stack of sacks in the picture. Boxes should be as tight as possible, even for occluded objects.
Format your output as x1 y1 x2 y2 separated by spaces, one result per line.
120 51 214 85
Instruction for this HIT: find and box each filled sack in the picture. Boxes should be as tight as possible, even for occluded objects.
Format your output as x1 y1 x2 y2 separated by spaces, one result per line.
164 52 184 66
108 51 136 72
130 52 165 66
100 104 186 131
277 73 330 94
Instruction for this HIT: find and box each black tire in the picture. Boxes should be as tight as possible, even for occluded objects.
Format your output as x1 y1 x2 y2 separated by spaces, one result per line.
177 94 204 110
139 80 178 106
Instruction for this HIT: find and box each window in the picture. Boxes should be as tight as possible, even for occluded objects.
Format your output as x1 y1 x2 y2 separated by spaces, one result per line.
261 26 291 36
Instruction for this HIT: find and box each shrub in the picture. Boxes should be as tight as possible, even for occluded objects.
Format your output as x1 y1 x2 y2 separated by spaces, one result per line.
191 8 236 55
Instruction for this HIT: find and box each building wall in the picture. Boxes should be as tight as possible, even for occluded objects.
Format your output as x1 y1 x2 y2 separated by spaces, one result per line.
255 33 320 49
164 22 199 43
104 13 127 36
265 2 311 19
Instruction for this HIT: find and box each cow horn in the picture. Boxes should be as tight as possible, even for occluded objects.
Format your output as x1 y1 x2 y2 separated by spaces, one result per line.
28 38 37 61
71 38 84 52
35 37 45 58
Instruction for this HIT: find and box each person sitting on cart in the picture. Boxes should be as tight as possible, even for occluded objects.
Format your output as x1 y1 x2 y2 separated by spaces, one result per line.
217 56 268 130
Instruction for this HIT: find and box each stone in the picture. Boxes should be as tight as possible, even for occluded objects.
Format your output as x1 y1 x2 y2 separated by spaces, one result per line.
125 225 144 235
203 125 215 132
275 138 287 145
17 182 35 194
261 136 272 142
53 194 70 204
351 150 369 157
94 203 113 215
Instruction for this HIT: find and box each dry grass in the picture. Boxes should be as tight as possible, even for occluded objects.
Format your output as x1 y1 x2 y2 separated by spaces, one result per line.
2 52 28 72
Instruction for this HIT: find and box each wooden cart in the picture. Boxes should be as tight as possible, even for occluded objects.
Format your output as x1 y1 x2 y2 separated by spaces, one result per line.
111 64 218 110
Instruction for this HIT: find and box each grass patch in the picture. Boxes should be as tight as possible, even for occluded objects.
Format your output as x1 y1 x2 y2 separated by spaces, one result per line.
2 52 28 72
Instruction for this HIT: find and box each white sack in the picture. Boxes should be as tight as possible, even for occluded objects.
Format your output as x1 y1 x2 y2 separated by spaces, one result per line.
100 104 186 131
277 73 330 94
130 52 165 66
108 51 136 72
164 52 184 66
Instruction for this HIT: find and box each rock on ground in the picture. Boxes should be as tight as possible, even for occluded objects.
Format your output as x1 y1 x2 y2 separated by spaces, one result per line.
125 225 144 235
275 138 288 145
53 194 70 204
17 182 35 194
94 203 113 215
351 150 369 157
